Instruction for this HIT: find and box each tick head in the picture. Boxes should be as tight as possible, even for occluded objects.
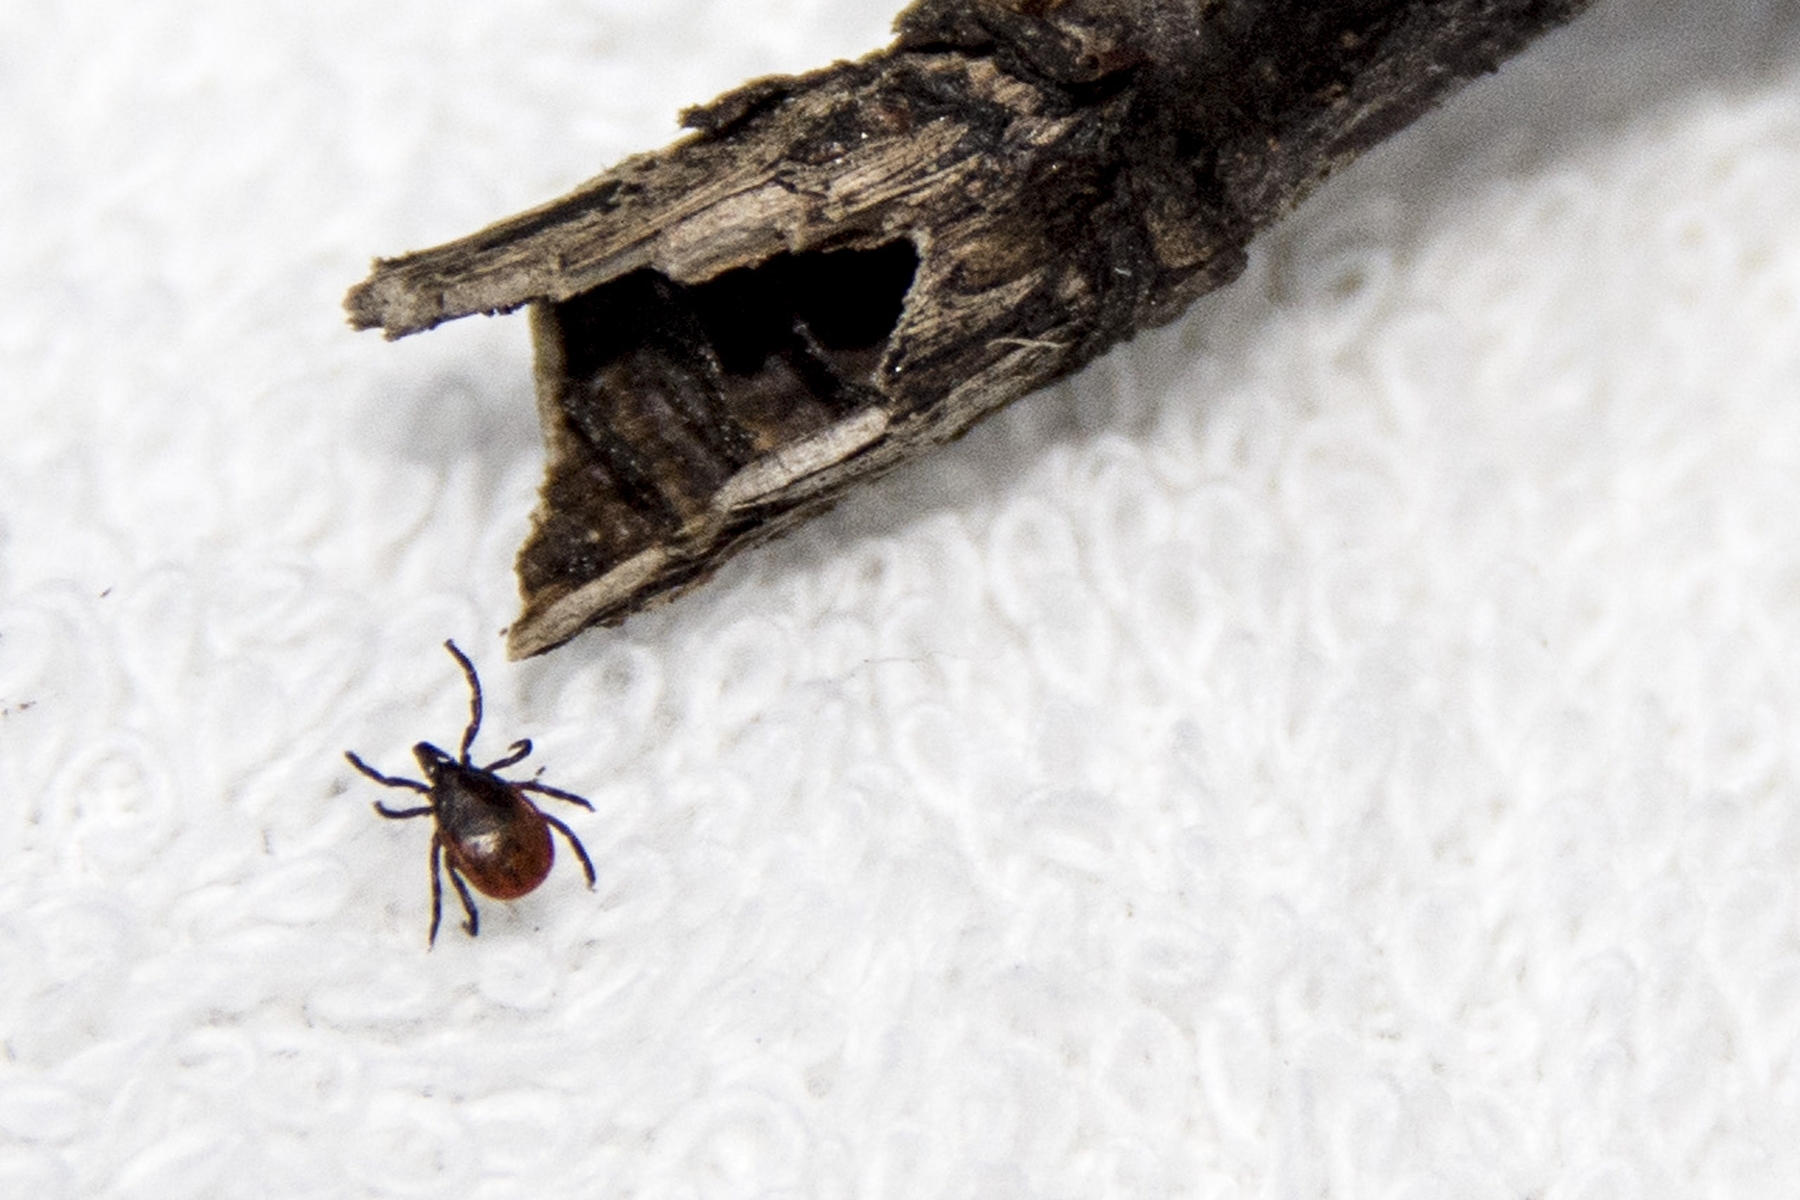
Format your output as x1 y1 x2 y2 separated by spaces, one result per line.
412 742 457 782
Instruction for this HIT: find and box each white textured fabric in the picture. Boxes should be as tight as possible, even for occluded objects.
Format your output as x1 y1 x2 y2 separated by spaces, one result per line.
3 0 1799 1196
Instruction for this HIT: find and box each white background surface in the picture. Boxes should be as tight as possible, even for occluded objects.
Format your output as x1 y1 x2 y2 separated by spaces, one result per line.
3 1 1799 1196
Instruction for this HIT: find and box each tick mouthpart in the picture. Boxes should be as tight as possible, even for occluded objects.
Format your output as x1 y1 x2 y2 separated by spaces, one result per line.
413 741 456 774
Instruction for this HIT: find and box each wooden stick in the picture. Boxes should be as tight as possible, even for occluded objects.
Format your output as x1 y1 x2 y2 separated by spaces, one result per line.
346 0 1595 658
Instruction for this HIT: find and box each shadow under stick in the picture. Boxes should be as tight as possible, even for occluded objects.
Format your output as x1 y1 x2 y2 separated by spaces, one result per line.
346 0 1595 659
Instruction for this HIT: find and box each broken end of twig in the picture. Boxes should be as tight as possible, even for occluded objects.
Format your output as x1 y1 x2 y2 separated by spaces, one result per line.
342 260 449 340
505 565 653 660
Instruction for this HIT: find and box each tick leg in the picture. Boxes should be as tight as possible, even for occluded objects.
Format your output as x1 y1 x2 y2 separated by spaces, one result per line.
519 780 595 811
374 801 434 819
345 750 429 793
445 861 481 937
485 739 532 771
427 838 445 948
444 640 483 764
541 812 597 888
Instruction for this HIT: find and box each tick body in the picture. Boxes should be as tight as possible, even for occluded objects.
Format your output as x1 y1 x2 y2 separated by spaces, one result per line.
345 640 596 946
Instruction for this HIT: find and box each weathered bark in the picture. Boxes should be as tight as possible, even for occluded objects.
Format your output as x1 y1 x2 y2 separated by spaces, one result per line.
346 0 1594 658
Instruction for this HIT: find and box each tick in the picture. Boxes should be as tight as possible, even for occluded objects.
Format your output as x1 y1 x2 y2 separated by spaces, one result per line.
344 640 596 946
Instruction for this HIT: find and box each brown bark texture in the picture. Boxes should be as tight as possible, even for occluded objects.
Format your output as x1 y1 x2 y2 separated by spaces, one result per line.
346 0 1594 658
